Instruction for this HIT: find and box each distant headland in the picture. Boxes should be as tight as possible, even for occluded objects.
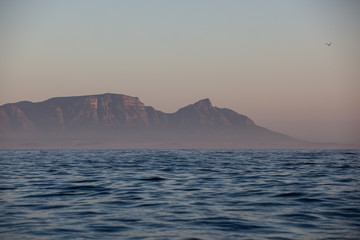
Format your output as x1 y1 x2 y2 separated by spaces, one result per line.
0 93 354 149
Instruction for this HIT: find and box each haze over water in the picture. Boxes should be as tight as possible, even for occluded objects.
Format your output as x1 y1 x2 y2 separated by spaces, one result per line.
1 150 359 239
1 1 359 144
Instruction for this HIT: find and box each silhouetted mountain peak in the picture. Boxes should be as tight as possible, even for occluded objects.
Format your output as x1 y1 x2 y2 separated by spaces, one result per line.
193 98 212 106
177 98 213 114
192 98 213 112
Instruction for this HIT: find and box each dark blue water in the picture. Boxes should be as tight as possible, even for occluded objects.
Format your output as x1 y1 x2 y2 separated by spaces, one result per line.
0 150 359 240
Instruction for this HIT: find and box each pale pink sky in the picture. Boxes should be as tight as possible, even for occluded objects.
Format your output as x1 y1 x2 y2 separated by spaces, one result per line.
0 1 359 144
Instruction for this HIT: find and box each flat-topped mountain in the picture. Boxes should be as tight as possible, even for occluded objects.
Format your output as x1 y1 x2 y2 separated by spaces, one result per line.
0 93 332 149
0 93 258 133
1 94 154 132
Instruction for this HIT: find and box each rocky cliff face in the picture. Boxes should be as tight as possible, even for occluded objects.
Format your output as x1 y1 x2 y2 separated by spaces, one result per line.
0 93 260 134
1 93 309 149
0 94 160 134
50 94 152 128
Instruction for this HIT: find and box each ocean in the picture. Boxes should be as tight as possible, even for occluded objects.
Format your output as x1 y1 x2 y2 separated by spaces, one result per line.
0 150 359 240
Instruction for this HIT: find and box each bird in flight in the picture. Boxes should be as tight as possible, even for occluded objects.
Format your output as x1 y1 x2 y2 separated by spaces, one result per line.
325 42 332 46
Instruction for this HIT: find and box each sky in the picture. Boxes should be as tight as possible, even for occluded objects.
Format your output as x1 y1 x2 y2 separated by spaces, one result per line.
0 0 359 144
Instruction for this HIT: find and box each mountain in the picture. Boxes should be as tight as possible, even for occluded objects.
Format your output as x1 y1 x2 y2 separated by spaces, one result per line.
0 93 332 149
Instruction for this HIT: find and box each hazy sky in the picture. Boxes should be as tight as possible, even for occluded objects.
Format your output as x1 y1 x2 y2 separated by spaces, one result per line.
1 0 359 144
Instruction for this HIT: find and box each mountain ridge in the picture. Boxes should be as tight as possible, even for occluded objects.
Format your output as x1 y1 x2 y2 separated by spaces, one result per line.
0 93 258 133
0 93 346 149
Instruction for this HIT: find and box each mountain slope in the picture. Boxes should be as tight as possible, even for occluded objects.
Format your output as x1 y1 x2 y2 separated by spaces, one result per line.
170 98 254 130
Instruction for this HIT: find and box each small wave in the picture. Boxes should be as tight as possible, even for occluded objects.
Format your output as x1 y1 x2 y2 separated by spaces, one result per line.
35 205 67 210
296 197 323 203
23 192 80 198
191 217 264 231
273 192 305 198
278 213 320 221
88 224 129 233
101 200 135 206
140 176 167 181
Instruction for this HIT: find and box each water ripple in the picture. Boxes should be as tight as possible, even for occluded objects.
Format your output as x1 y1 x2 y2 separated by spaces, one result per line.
0 149 359 239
